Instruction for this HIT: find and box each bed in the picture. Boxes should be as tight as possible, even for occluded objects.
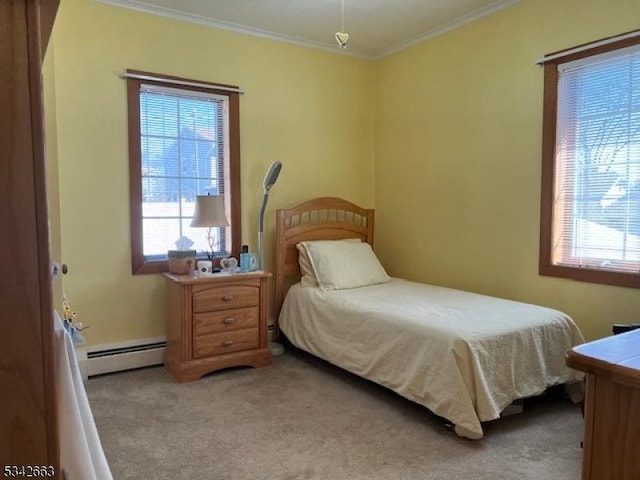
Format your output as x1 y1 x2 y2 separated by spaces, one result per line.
274 197 585 440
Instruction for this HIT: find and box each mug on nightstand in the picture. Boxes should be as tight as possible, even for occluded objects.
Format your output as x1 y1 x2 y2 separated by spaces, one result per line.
240 252 259 272
196 260 213 276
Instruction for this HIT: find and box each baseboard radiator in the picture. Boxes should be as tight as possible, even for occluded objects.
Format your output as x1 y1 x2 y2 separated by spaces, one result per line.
76 337 166 381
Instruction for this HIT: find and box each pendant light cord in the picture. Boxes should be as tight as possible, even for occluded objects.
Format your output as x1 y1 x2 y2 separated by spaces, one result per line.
341 0 345 32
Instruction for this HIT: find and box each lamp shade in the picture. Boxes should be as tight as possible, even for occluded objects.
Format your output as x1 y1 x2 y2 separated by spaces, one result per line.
190 195 229 228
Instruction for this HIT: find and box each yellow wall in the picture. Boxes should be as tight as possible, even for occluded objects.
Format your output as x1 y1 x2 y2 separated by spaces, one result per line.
47 0 640 346
375 0 640 341
48 0 375 345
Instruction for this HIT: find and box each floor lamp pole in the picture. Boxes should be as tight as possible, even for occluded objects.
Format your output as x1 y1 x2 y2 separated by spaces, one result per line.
258 161 284 356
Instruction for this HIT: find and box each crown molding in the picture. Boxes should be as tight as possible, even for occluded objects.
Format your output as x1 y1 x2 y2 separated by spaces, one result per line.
375 0 520 59
94 0 373 59
95 0 519 61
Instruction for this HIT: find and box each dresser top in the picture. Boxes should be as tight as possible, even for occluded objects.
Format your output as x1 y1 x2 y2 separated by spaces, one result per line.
566 329 640 388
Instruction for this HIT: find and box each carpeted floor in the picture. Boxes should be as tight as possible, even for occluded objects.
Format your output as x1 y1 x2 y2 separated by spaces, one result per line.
85 348 583 480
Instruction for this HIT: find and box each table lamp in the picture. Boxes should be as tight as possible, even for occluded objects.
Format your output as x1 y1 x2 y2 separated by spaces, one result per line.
190 195 229 268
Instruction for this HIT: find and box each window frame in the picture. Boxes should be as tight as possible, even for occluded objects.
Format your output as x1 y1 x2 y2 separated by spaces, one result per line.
539 34 640 289
126 69 242 275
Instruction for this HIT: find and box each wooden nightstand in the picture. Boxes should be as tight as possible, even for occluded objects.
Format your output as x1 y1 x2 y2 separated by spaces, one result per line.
163 271 272 382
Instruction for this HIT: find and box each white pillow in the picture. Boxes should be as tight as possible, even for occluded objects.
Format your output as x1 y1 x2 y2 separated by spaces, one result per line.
297 238 361 287
303 240 390 291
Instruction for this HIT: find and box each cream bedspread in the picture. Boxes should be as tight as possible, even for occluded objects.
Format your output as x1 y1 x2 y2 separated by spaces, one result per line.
279 278 585 439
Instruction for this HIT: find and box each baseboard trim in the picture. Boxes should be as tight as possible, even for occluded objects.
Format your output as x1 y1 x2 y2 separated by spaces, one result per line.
76 337 166 381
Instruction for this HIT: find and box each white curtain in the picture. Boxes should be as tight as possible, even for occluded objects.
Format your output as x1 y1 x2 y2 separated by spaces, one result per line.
55 311 113 480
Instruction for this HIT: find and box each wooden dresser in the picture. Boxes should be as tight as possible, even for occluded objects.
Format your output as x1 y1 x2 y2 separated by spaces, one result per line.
163 271 272 382
566 329 640 480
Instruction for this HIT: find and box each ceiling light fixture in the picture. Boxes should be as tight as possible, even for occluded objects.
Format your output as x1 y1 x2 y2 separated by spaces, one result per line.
335 0 349 49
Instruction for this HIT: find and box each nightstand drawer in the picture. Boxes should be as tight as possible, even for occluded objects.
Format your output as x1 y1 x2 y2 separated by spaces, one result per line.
194 307 259 336
193 328 259 358
192 282 259 313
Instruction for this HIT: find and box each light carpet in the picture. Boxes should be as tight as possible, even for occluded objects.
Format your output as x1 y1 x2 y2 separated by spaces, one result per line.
85 348 583 480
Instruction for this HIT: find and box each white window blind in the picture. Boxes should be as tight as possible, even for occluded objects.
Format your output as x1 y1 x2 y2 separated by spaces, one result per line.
553 44 640 273
139 84 229 259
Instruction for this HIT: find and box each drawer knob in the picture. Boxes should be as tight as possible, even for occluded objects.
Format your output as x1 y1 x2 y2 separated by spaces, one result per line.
222 295 234 301
223 340 234 346
223 317 235 325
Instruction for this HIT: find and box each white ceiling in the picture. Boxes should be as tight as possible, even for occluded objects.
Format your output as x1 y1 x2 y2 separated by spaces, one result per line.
98 0 519 59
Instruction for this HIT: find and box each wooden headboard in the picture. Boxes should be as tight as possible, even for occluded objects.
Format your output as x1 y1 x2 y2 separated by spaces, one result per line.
273 197 374 339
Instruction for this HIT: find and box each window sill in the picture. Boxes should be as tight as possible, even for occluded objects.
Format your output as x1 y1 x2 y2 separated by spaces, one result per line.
133 259 169 275
539 263 640 289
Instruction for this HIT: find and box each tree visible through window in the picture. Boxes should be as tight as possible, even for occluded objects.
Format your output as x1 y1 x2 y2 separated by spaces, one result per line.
539 33 640 288
126 70 241 274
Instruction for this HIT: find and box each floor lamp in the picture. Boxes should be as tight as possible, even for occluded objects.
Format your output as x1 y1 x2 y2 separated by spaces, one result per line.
258 161 284 356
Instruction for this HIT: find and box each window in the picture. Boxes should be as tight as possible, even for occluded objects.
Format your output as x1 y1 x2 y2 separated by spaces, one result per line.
126 70 241 274
540 33 640 288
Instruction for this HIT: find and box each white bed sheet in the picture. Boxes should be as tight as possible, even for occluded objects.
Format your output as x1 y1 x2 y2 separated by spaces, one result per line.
279 278 585 439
